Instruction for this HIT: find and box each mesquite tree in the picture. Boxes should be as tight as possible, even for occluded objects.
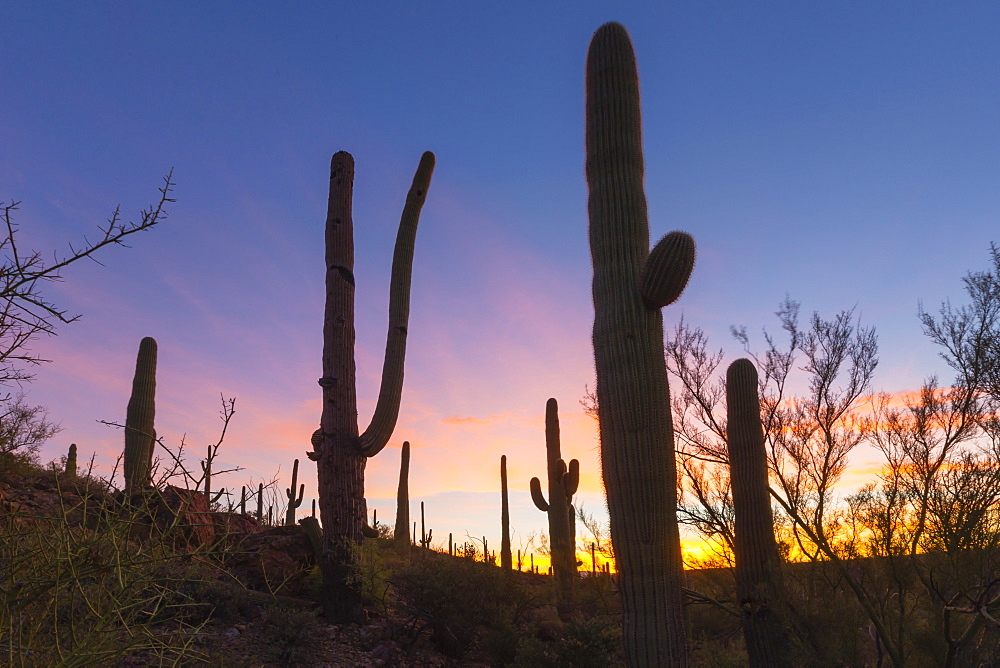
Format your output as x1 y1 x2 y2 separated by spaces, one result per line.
310 150 434 623
586 22 696 665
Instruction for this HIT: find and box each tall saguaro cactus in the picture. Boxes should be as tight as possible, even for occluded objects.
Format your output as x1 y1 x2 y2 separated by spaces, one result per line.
310 150 435 623
394 441 411 546
530 398 580 618
124 337 157 493
727 359 791 667
500 454 512 570
587 22 696 665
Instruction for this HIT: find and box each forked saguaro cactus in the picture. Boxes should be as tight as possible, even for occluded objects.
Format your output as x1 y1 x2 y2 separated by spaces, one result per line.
394 441 411 546
285 458 305 525
587 22 696 665
124 337 157 493
727 359 791 667
530 398 580 617
500 454 512 570
310 150 435 624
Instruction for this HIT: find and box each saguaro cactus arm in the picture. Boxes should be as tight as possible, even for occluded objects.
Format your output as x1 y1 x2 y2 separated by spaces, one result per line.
529 476 549 511
358 152 435 457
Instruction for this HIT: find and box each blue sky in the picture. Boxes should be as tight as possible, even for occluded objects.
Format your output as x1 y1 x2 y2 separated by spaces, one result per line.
2 2 998 561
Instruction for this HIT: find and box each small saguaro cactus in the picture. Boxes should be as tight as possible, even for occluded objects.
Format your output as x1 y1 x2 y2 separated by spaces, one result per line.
587 22 696 665
256 482 264 522
240 486 247 515
65 443 77 477
285 458 305 525
530 398 580 618
311 151 435 623
727 359 791 667
394 441 411 546
124 337 157 493
201 445 226 507
419 501 431 548
500 454 512 570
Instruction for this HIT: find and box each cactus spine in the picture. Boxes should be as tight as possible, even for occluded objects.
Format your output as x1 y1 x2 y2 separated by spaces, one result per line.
285 458 305 525
394 441 411 546
530 398 580 618
310 151 434 623
587 22 695 665
65 443 77 477
500 454 512 570
727 359 791 667
124 337 157 493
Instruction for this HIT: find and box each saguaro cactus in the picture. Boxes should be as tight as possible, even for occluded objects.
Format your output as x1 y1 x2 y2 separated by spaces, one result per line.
727 359 791 667
587 22 696 665
285 458 305 525
124 337 157 493
530 398 580 618
65 443 77 477
500 454 512 570
310 150 435 623
394 441 411 546
201 445 226 507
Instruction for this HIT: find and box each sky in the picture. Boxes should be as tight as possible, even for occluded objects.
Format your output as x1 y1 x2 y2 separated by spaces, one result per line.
2 2 999 566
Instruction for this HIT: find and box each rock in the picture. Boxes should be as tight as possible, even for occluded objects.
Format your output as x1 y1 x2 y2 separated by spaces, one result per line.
219 524 316 595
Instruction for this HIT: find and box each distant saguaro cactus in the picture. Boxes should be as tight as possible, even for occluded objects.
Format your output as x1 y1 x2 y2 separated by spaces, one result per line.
310 150 435 623
587 22 695 665
65 443 77 477
394 441 411 546
256 482 264 522
500 454 512 570
727 359 791 667
200 445 226 507
530 398 580 618
123 337 157 493
285 458 305 525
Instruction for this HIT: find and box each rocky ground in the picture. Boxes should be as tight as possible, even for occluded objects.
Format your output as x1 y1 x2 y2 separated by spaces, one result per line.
0 470 503 666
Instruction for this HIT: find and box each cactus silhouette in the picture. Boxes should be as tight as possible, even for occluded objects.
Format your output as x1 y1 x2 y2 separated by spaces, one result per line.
200 445 226 507
500 454 512 570
65 443 77 477
530 398 580 618
123 337 157 493
284 458 305 525
310 150 434 623
586 22 695 665
394 441 411 546
256 482 264 522
727 359 791 666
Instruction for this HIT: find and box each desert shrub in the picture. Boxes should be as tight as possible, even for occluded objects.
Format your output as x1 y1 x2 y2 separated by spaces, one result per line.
513 616 622 667
391 552 534 657
348 536 394 612
0 482 213 665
